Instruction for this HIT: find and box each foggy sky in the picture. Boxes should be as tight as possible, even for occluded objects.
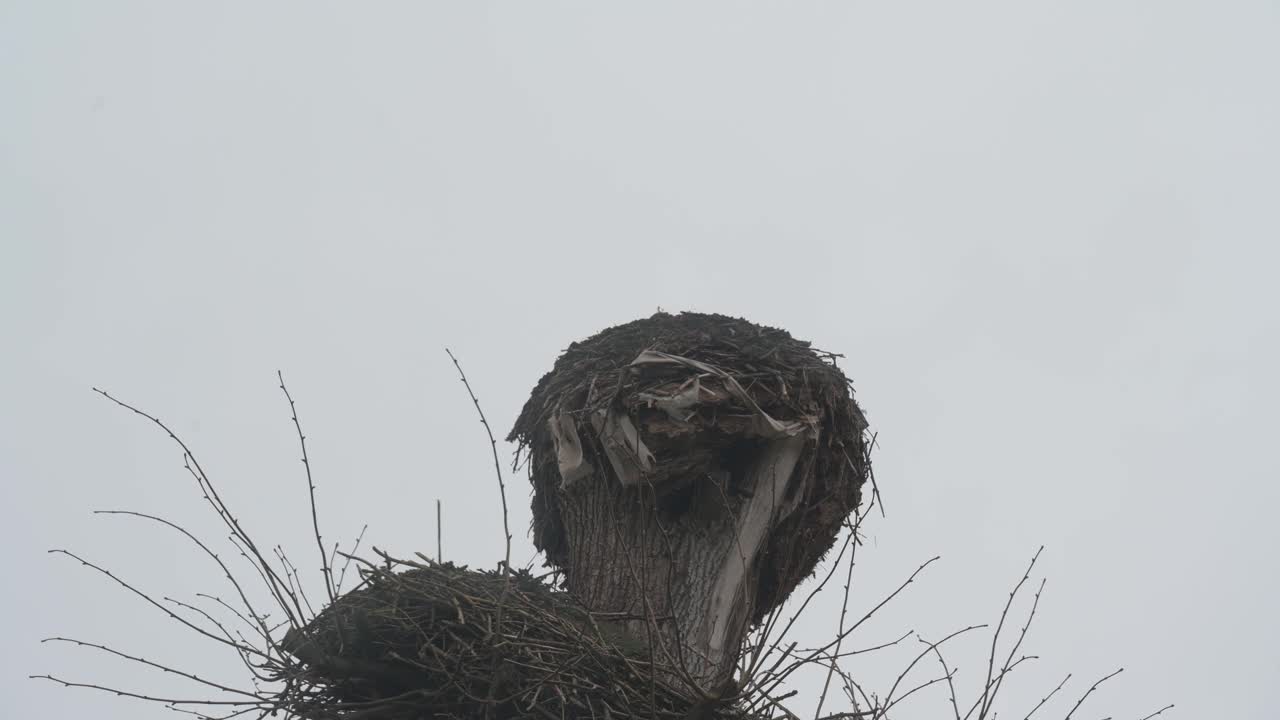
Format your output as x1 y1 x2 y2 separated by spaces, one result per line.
3 3 1278 718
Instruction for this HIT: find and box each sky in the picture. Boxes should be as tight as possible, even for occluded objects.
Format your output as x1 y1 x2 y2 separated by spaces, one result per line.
2 2 1278 718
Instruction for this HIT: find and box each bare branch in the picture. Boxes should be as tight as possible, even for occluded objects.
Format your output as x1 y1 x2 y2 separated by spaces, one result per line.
814 518 862 719
30 675 265 708
47 549 267 660
92 388 304 629
1021 672 1070 720
40 637 263 700
1137 704 1176 720
277 370 336 604
880 625 985 716
924 636 963 720
444 349 511 573
975 546 1044 720
1064 668 1123 720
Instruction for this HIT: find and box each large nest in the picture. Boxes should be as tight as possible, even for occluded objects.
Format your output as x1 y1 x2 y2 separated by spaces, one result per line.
509 311 872 621
281 557 750 719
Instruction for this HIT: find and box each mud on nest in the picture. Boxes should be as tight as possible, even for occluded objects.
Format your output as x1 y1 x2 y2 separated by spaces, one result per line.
509 311 873 621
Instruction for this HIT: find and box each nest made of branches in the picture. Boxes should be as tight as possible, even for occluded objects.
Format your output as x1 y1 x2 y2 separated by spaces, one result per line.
509 311 872 620
280 556 752 720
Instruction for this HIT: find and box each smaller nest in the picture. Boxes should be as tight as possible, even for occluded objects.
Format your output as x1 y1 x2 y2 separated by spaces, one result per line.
280 558 750 720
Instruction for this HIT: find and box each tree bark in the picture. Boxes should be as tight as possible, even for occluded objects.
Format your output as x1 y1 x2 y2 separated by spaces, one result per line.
560 434 806 690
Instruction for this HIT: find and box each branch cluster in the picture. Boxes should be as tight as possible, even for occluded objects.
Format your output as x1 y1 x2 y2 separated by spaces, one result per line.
35 367 1171 720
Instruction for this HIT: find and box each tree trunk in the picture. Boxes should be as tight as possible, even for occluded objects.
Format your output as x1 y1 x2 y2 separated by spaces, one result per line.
560 434 806 690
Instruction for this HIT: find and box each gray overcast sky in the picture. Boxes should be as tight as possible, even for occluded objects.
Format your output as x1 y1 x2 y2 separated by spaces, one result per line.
3 2 1277 718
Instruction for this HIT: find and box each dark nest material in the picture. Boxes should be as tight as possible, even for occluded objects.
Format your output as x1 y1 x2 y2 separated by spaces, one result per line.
509 311 872 620
280 556 749 720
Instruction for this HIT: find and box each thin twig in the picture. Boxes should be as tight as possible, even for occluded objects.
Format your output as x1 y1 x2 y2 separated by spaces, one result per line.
336 524 368 593
92 510 276 650
92 388 304 631
1021 672 1070 720
48 549 267 660
760 556 941 698
924 636 962 720
1064 668 1123 720
1137 704 1175 720
277 371 335 604
444 348 514 720
40 637 263 700
975 546 1044 720
879 625 985 716
444 350 511 572
30 675 264 708
814 520 861 719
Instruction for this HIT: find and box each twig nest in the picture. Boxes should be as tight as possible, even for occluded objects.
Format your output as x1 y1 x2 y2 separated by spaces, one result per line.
510 311 872 620
281 558 710 719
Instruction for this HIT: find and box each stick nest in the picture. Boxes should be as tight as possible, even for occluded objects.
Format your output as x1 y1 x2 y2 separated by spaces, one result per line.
509 311 872 620
280 556 753 719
